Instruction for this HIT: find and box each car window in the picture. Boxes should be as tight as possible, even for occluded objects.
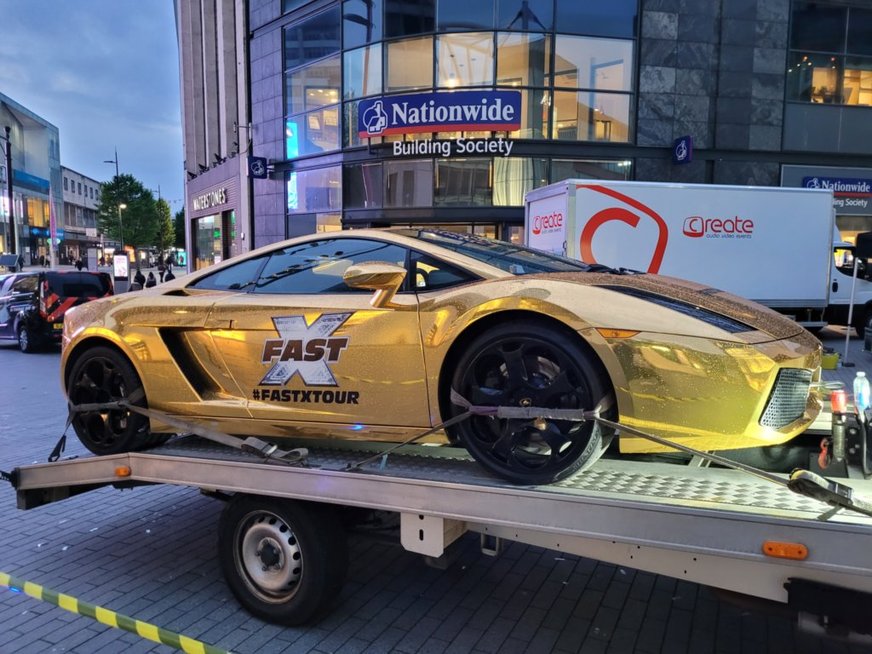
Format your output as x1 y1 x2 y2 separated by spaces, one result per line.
11 275 37 294
188 255 270 291
253 238 408 294
46 273 111 298
411 252 476 291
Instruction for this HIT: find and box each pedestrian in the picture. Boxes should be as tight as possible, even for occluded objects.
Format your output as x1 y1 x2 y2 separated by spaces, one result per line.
134 268 146 287
16 253 24 272
145 272 157 288
158 261 166 282
75 259 84 271
38 254 45 267
164 268 176 282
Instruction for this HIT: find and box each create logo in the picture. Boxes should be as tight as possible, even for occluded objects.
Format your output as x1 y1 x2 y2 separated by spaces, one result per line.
682 216 754 238
259 313 351 386
578 185 669 274
531 212 563 235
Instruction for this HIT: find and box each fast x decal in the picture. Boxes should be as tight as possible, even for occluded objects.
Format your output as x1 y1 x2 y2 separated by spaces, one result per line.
259 313 351 386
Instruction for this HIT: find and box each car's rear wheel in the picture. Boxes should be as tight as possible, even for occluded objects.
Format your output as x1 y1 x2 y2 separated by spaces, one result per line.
67 346 151 455
449 321 613 485
18 324 38 353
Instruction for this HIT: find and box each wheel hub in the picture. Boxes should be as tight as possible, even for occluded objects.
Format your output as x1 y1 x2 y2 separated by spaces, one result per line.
240 514 302 595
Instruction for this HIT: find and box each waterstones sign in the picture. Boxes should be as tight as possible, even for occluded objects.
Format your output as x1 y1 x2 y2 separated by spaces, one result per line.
358 90 521 138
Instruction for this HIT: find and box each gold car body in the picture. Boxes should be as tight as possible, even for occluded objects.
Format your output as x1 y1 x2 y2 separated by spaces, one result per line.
60 229 822 454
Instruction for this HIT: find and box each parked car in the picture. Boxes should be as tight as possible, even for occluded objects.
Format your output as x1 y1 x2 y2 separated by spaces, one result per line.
61 229 821 484
0 270 113 352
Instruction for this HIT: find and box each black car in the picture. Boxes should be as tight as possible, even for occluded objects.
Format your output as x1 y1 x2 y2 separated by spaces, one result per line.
0 270 113 352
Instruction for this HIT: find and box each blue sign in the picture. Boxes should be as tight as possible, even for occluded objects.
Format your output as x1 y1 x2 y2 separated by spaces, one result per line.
248 155 268 179
673 135 692 164
357 90 522 138
803 176 872 197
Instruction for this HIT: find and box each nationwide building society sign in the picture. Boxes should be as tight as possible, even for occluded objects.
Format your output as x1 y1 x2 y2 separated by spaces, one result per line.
358 90 521 157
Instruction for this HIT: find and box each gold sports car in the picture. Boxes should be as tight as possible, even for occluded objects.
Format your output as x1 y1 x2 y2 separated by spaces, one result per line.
61 229 822 484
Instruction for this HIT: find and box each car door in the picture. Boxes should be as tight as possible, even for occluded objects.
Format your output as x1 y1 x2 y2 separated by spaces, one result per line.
0 275 15 339
206 237 431 431
0 274 37 339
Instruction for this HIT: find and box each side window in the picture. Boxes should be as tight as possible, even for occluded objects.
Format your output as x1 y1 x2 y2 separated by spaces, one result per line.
411 251 476 291
11 276 38 293
187 255 269 291
253 238 408 294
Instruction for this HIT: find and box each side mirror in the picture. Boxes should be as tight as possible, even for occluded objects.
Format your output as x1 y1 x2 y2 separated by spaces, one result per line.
343 262 407 308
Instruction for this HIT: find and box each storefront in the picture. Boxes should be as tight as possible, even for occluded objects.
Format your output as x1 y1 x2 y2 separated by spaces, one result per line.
187 170 244 270
782 164 872 242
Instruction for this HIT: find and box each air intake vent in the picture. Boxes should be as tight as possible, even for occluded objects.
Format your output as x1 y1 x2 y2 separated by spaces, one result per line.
759 369 812 429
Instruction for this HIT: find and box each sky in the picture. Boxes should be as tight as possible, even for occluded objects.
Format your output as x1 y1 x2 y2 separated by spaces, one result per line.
0 1 184 210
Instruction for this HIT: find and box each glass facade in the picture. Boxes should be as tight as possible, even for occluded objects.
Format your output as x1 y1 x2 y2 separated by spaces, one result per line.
788 2 872 106
280 0 638 237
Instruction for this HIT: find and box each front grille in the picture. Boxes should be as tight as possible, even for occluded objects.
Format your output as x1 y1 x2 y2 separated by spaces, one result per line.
759 369 812 429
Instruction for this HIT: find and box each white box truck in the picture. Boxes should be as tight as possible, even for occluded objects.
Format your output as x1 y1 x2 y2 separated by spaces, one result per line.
524 179 872 334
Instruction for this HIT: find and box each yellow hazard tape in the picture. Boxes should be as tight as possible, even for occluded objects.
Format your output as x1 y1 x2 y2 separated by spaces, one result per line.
0 571 232 654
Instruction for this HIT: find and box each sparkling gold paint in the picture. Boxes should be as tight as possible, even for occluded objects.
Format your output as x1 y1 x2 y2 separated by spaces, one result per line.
60 229 822 454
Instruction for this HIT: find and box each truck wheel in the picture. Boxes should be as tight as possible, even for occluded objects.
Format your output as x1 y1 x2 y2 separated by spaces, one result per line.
449 320 613 485
218 496 347 625
67 346 151 454
18 324 38 353
856 310 872 339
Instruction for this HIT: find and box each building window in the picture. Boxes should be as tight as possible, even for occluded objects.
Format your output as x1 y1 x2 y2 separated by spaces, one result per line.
287 165 341 214
551 158 633 182
435 158 492 206
63 176 68 191
493 157 547 206
344 44 383 100
554 0 637 38
437 32 494 88
78 182 82 195
384 160 433 207
554 35 633 91
496 33 550 87
343 0 382 49
344 163 383 208
788 3 872 106
385 0 434 38
286 54 341 115
497 0 552 31
284 7 341 70
438 0 495 32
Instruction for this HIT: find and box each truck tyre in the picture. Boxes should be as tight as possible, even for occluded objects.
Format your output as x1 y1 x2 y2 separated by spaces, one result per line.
856 309 872 339
17 324 38 353
67 346 151 455
218 496 348 625
448 320 613 485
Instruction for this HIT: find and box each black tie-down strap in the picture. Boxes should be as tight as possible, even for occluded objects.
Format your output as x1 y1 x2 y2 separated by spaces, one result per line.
67 400 308 466
449 389 872 519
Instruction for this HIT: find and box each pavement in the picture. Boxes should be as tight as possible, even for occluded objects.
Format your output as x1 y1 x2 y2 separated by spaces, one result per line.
0 327 871 653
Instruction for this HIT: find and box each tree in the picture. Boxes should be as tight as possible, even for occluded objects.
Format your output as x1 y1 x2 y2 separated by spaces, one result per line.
156 198 174 255
173 208 186 249
97 174 158 258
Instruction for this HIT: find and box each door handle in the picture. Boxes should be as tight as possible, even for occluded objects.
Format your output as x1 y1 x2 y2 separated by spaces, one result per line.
833 281 839 293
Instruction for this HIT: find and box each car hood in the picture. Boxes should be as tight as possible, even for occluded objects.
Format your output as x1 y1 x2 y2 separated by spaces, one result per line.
530 271 806 342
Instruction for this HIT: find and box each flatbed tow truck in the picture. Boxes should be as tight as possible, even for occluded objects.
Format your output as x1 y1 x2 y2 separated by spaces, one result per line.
3 397 872 637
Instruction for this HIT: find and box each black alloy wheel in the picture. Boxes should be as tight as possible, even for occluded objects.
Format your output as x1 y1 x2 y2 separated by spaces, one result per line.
218 496 348 625
450 320 613 485
67 346 151 455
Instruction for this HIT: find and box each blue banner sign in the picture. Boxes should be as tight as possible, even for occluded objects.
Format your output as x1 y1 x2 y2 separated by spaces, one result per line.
358 90 522 138
803 176 872 197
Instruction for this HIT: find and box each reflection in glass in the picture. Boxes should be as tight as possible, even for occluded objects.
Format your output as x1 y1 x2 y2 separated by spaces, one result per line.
554 0 637 38
285 106 341 158
493 157 547 206
316 213 342 232
553 91 631 142
496 33 550 87
283 8 341 70
386 36 434 91
344 163 384 208
551 158 632 183
385 0 435 38
384 160 433 207
343 0 382 49
494 87 548 139
285 55 341 115
438 0 495 31
437 33 494 88
554 36 633 91
497 0 552 31
344 44 383 100
435 159 492 206
287 166 341 214
844 56 872 106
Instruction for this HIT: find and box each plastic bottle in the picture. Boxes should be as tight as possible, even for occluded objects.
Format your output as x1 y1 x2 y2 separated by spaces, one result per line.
853 371 871 419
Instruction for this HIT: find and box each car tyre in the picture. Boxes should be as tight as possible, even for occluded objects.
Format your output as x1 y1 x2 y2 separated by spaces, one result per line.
67 346 152 455
449 320 613 485
219 496 347 625
18 324 38 353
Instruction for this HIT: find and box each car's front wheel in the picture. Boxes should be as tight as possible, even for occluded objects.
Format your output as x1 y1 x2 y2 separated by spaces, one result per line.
67 346 151 454
18 324 38 353
449 321 613 485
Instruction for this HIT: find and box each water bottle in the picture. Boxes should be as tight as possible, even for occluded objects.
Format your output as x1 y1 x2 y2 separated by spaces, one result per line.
853 371 871 419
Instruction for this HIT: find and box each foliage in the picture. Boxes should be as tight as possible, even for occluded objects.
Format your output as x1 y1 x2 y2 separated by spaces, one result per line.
156 198 175 253
173 208 186 249
97 174 158 252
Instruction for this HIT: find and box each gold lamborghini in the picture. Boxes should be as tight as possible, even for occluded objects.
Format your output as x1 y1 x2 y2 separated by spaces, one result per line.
61 229 822 484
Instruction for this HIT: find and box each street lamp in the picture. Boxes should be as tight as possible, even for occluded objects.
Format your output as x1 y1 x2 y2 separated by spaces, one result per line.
118 203 127 255
104 147 120 179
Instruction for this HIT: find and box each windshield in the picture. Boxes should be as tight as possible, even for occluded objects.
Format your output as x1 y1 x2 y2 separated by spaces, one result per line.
393 229 597 275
